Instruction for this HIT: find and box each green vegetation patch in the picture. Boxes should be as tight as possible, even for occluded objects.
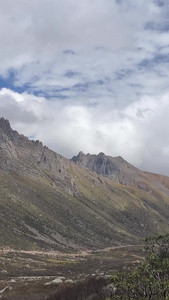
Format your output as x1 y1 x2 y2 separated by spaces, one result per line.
111 234 169 299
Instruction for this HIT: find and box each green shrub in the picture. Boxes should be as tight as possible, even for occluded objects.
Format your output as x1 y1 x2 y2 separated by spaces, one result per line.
111 234 169 299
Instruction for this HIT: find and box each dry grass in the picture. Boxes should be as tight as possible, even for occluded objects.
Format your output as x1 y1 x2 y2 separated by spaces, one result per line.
0 246 144 300
47 277 108 300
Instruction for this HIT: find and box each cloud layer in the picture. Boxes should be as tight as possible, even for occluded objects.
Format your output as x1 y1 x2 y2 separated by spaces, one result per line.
1 88 169 175
0 0 169 175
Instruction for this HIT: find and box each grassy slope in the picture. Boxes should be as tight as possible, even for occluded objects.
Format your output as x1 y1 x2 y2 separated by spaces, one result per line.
1 161 169 252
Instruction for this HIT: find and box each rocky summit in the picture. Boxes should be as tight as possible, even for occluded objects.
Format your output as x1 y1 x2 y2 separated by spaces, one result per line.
71 151 141 186
0 117 169 252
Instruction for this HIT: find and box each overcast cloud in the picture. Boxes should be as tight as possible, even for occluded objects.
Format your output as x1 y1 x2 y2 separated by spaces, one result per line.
0 0 169 175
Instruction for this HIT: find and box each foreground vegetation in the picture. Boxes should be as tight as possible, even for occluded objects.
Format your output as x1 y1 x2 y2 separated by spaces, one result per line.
110 234 169 299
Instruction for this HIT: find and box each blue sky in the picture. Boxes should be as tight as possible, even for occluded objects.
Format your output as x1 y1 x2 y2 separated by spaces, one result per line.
1 0 169 175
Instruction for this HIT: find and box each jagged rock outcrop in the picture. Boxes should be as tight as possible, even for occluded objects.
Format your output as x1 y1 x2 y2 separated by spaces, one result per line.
0 118 77 194
71 151 143 186
71 152 169 195
72 151 120 175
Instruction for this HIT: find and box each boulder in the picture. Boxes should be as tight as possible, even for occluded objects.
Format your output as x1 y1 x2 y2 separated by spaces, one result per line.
44 277 63 286
0 286 12 294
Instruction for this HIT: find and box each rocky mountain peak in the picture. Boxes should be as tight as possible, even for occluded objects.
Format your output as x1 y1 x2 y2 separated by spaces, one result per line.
72 151 85 163
72 151 120 175
0 117 12 133
0 117 20 142
98 152 105 157
71 151 142 186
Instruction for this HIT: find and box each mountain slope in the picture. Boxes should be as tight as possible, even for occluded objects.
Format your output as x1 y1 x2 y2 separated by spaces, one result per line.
0 118 169 251
71 151 169 195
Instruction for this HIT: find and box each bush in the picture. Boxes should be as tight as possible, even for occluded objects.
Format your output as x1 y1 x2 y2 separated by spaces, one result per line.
111 234 169 299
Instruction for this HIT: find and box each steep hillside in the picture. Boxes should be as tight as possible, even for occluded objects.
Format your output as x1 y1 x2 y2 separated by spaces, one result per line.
71 151 169 196
0 118 169 252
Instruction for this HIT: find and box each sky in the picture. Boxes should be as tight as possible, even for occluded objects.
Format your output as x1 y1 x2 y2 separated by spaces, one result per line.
0 0 169 175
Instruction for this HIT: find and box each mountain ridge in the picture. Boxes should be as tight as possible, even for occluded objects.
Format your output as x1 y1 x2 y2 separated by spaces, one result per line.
0 117 169 252
71 151 169 194
71 151 142 186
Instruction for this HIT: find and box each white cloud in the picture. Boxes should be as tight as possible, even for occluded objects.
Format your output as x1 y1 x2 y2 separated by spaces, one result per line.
0 0 133 74
1 88 169 175
0 1 169 175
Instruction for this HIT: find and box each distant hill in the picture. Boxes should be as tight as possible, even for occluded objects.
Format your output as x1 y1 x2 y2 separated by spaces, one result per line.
0 117 169 252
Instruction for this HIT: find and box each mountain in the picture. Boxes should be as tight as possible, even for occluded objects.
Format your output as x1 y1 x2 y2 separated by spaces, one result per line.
71 151 169 191
0 118 169 252
71 151 143 186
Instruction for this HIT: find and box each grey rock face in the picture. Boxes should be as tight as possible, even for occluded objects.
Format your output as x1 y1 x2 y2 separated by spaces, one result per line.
71 151 143 186
72 151 126 175
0 118 77 194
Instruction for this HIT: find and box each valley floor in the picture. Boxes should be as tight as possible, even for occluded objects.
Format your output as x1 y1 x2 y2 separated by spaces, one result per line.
0 245 143 300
